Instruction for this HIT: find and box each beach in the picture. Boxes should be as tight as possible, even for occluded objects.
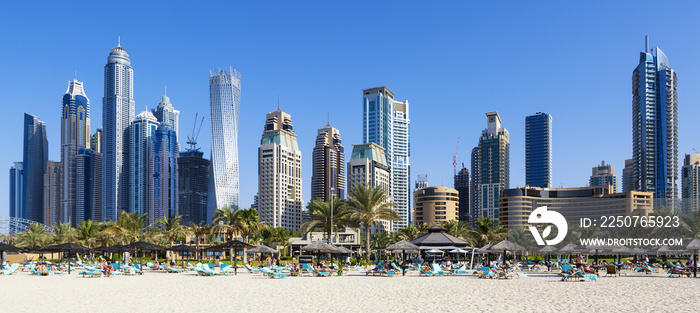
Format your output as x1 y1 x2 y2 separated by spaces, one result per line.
1 269 699 312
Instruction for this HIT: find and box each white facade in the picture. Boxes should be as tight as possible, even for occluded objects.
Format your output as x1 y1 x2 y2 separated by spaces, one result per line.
208 68 240 220
362 87 411 230
102 43 134 221
347 143 391 232
152 94 180 138
258 108 303 230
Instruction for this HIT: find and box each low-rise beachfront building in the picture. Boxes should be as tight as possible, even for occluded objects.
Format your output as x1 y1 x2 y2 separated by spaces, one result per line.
499 185 653 228
290 229 362 253
414 186 459 225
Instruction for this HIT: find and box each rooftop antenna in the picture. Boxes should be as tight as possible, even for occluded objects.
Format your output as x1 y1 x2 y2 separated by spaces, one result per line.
277 94 280 110
118 36 121 47
645 35 649 53
75 71 77 81
327 112 330 125
164 86 167 96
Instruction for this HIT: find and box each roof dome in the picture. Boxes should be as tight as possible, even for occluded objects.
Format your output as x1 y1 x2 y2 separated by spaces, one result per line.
135 111 157 122
108 44 131 65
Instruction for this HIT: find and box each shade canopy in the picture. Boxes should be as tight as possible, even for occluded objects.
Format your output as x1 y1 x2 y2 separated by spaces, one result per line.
301 241 340 253
206 240 255 251
685 239 700 251
168 245 198 253
425 248 444 254
449 248 469 254
652 245 672 254
127 241 167 251
95 244 132 253
332 245 355 254
537 245 558 253
557 243 585 253
248 244 276 254
490 239 527 252
0 242 21 253
410 225 471 248
478 244 493 253
386 240 420 252
40 242 91 253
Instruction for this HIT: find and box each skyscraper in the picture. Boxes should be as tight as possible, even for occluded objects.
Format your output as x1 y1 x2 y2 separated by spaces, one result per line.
103 42 134 221
682 154 700 214
23 113 48 223
470 147 480 225
590 161 617 193
152 94 180 138
130 111 160 216
208 68 240 217
525 112 552 188
454 167 470 222
149 123 179 225
76 149 100 222
60 79 90 225
178 150 210 225
472 112 510 221
44 161 60 226
347 142 391 231
91 127 102 154
622 158 634 193
362 86 411 231
632 36 678 201
311 124 345 202
9 162 23 221
258 108 302 230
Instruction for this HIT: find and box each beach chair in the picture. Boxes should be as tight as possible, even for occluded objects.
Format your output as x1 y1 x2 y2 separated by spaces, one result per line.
604 265 620 277
391 263 409 274
245 264 262 273
451 264 468 274
478 267 495 279
262 267 287 279
419 267 436 276
78 266 104 278
430 264 449 276
311 267 331 277
0 264 20 275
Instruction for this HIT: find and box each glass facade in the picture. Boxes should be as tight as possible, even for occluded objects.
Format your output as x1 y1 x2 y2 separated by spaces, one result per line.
60 79 90 226
102 44 134 221
130 111 160 216
525 112 552 188
149 124 179 225
632 39 678 201
23 113 48 224
208 68 241 222
472 112 509 221
9 162 23 221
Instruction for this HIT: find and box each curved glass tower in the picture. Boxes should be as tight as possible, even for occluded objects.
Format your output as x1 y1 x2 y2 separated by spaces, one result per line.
130 111 160 216
208 67 240 220
102 42 134 221
60 79 90 225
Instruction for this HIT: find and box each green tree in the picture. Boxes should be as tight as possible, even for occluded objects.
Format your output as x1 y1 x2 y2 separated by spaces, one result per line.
16 223 51 251
347 184 399 263
302 198 356 243
157 214 187 246
76 220 100 248
467 217 507 247
52 222 76 243
212 206 238 241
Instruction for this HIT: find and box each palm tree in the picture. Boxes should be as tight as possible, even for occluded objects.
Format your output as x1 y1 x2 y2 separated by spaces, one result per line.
233 208 264 244
16 223 51 251
212 206 238 241
157 214 187 246
263 227 294 257
76 220 100 248
302 198 356 243
52 222 76 243
106 211 149 243
347 184 399 262
188 222 207 250
467 217 507 247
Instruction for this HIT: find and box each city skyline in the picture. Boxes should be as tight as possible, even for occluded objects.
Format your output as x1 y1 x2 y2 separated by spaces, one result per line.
4 2 700 218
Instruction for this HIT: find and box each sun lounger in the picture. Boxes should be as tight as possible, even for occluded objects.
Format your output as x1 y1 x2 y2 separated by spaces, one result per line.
478 267 495 279
604 265 620 277
431 264 450 276
391 263 409 274
262 267 287 279
311 267 331 277
79 266 104 278
245 264 262 273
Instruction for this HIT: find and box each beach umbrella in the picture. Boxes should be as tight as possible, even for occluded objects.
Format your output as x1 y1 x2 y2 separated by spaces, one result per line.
557 243 586 263
41 242 92 274
425 248 443 263
302 241 341 265
206 240 254 275
386 240 420 276
583 243 608 264
609 245 632 264
537 245 558 271
491 240 526 265
168 245 197 269
449 248 469 266
0 243 20 270
685 239 700 277
127 241 166 273
248 244 276 254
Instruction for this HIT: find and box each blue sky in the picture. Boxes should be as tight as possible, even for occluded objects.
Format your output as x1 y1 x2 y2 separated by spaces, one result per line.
2 1 700 217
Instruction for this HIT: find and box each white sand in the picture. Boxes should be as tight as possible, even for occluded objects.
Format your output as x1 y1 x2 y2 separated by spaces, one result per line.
1 268 699 312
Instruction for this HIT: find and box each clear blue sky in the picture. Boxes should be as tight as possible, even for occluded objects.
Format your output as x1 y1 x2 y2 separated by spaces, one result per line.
2 1 700 217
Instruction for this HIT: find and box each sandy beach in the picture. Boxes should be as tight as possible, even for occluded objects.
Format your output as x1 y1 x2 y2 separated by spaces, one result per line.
1 269 699 312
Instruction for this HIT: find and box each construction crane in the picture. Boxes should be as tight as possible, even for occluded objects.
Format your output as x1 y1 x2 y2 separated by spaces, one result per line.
694 148 700 154
453 137 460 176
186 112 205 152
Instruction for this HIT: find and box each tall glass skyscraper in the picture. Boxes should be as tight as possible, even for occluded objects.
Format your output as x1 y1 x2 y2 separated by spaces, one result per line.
130 111 160 216
471 112 510 221
102 42 134 221
178 150 210 225
149 123 179 225
525 112 552 188
152 94 179 138
23 113 48 223
632 36 678 201
208 68 240 220
60 79 90 226
311 124 345 202
362 87 411 230
454 167 470 222
9 162 23 221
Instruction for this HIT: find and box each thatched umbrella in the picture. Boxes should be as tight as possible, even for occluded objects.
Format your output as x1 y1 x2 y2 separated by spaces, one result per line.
206 240 255 275
386 240 420 276
302 241 341 265
537 245 558 270
652 245 673 267
558 243 586 263
40 242 92 274
490 239 526 265
609 245 632 265
127 241 166 272
583 243 608 264
0 243 21 270
168 245 197 269
685 239 700 277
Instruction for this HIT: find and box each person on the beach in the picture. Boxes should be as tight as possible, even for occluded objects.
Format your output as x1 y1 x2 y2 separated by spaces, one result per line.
106 264 113 277
266 256 272 267
574 255 584 271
